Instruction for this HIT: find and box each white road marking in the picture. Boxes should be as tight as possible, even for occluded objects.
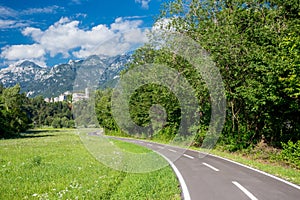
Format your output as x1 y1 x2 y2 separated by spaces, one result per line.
157 146 164 149
154 150 191 200
232 181 258 200
202 162 220 172
168 149 177 153
138 141 144 143
147 144 153 146
183 154 194 159
197 152 300 191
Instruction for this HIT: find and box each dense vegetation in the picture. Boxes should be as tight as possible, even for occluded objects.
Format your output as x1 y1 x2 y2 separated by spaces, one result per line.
0 84 31 137
0 84 74 138
27 95 74 128
95 0 300 152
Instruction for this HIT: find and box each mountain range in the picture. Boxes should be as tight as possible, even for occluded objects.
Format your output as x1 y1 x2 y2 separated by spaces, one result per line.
0 54 132 98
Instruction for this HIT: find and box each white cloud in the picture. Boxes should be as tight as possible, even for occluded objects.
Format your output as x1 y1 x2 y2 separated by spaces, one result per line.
21 5 63 15
70 0 88 5
135 0 151 9
1 44 45 60
0 6 17 18
1 17 149 64
0 19 17 28
0 19 28 29
0 5 63 17
0 5 64 30
75 13 87 18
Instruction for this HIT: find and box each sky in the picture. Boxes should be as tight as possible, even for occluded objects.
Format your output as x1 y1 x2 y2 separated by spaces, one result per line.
0 0 168 68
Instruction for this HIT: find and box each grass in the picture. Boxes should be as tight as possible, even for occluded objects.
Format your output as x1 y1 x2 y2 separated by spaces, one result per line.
79 130 171 173
0 129 181 199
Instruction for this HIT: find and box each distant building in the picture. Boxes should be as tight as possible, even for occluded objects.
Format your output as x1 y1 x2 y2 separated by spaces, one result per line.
44 97 50 103
53 97 59 102
85 88 89 98
44 88 90 103
64 91 72 95
72 88 89 102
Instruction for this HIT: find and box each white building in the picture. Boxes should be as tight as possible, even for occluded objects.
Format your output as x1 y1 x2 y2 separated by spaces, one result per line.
44 88 90 103
72 88 90 102
53 97 59 102
58 94 66 102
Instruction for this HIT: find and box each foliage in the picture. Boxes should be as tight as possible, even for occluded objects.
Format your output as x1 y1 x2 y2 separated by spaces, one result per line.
280 140 300 169
0 84 30 137
95 89 119 131
94 0 300 152
0 84 76 137
73 99 99 128
27 96 74 128
156 0 300 148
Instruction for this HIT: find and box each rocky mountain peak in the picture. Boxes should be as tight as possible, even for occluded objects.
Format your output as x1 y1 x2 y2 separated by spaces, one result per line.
0 54 132 97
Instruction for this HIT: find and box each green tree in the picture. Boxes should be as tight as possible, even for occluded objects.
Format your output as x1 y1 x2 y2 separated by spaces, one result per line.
154 0 299 149
0 85 30 137
51 117 61 128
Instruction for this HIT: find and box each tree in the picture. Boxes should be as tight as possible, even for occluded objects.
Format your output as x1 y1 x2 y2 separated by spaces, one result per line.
51 117 61 128
0 85 30 137
93 0 299 149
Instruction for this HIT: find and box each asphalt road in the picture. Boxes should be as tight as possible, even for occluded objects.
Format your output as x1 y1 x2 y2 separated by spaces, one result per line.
112 137 300 200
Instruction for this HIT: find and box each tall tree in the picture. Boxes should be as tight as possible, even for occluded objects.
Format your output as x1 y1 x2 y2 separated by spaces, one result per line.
0 85 30 137
158 0 300 148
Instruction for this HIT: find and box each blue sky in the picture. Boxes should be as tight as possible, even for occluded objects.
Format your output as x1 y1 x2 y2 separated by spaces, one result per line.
0 0 168 68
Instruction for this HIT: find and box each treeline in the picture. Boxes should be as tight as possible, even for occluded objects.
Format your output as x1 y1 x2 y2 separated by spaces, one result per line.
0 84 74 138
27 95 74 128
95 0 300 151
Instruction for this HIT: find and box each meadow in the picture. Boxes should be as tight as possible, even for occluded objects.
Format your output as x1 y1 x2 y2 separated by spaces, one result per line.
0 129 181 199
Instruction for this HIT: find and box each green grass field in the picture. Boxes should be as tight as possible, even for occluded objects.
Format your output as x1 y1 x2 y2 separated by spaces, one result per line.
0 129 181 199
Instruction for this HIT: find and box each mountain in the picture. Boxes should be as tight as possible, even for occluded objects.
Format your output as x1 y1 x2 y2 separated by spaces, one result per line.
0 54 132 97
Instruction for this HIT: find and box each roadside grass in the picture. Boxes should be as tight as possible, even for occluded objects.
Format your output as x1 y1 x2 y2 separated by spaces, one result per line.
0 129 181 199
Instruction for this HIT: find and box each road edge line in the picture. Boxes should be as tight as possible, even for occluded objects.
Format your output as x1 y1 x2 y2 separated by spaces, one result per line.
154 150 191 200
188 148 300 190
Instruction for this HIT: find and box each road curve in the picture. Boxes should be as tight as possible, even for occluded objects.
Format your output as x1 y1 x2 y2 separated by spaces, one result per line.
112 137 300 200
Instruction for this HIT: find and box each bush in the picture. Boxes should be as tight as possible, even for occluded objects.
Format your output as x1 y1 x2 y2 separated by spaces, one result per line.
51 118 61 128
280 140 300 169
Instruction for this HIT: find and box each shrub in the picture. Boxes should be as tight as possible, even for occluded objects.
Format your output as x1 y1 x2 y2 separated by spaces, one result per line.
280 140 300 169
51 117 61 128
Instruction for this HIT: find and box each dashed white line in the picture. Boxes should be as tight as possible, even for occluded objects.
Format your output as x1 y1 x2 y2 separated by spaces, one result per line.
189 146 300 190
147 144 153 146
202 162 220 172
168 149 177 153
157 146 164 149
183 154 194 159
232 181 258 200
